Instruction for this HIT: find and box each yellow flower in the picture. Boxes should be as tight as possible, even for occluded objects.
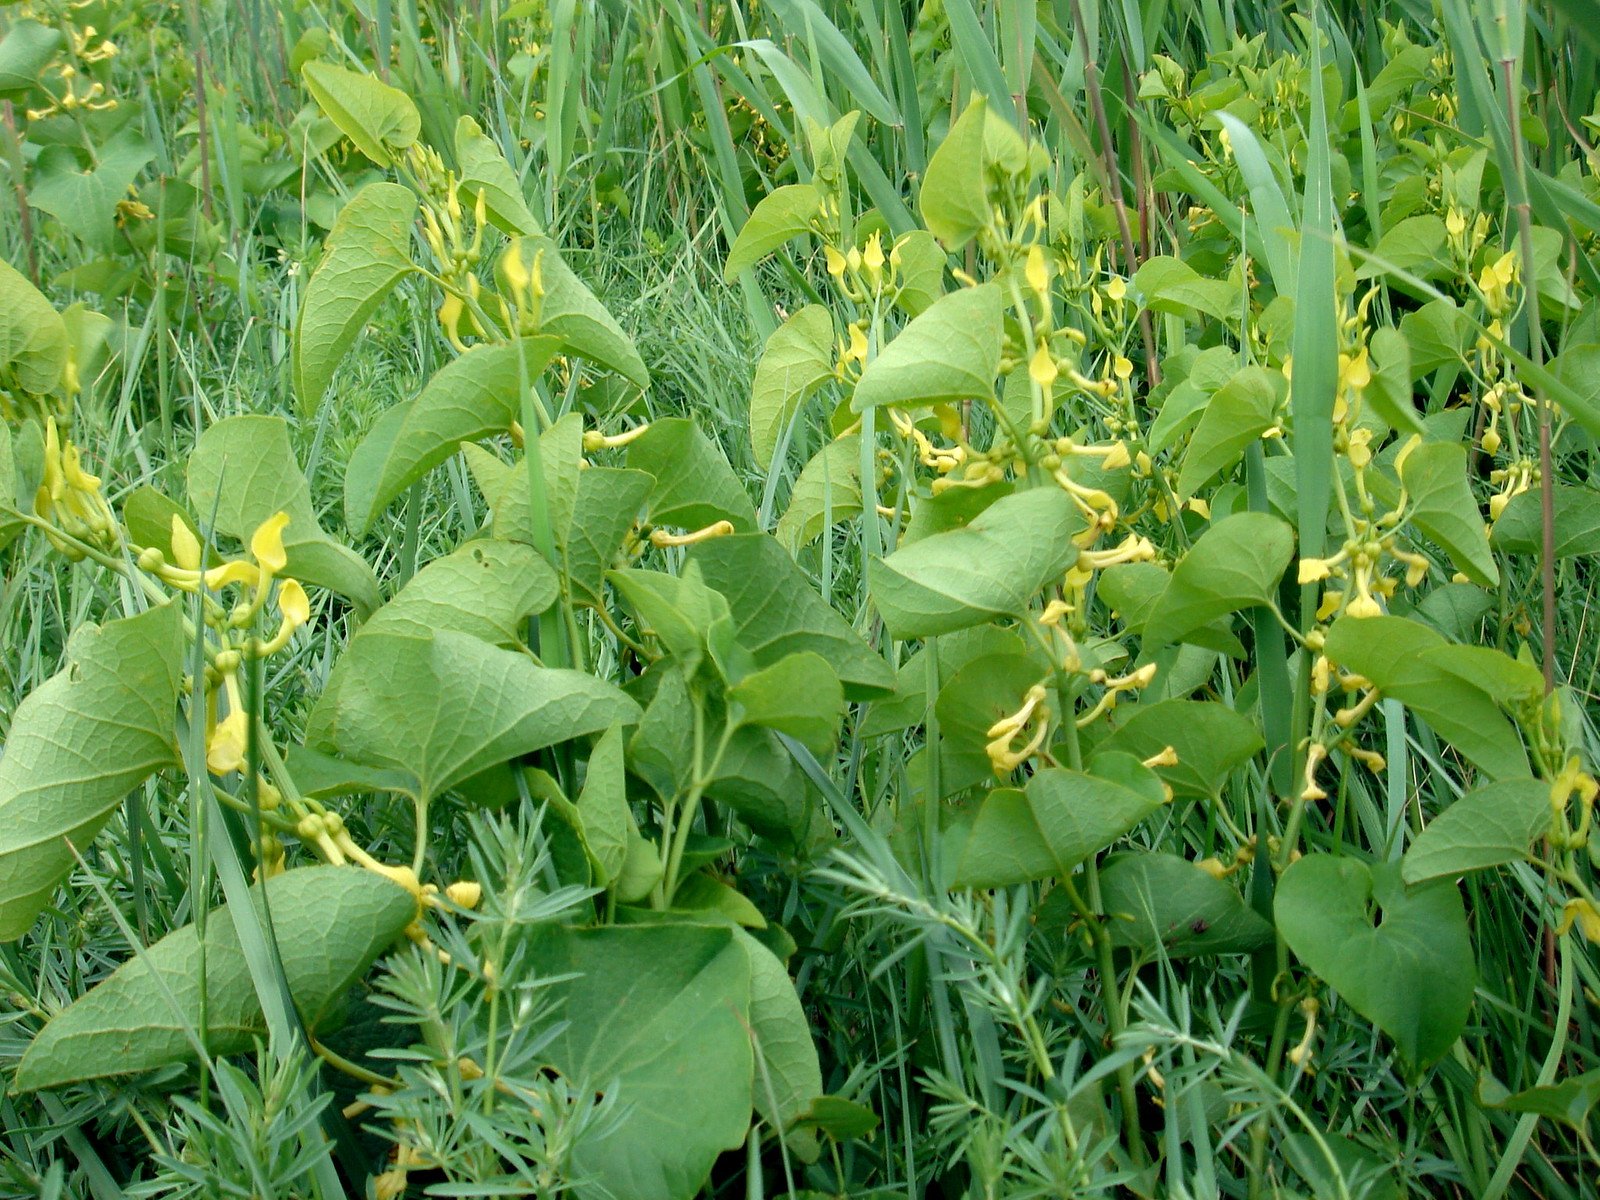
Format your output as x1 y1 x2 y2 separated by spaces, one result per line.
1298 557 1336 584
170 516 202 571
1478 251 1517 316
1029 344 1059 389
1556 897 1600 943
862 233 885 287
1025 245 1049 296
203 560 262 591
824 244 848 278
1107 276 1127 302
250 511 290 576
278 578 310 629
207 676 248 776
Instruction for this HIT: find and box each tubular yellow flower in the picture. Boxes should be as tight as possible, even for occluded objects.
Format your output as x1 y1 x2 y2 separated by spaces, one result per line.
824 244 848 278
1556 897 1600 943
862 232 885 288
1025 245 1049 296
207 674 249 776
251 512 291 577
171 516 202 571
649 519 735 548
1029 343 1059 389
1107 276 1127 302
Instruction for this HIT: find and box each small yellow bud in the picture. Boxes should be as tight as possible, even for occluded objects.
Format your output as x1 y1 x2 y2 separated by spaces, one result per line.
1029 344 1059 389
1025 245 1049 295
445 881 483 910
171 516 202 572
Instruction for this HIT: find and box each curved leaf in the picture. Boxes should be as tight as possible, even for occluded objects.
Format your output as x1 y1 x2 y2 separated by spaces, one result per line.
853 284 1003 411
1402 779 1550 883
1400 441 1497 586
362 539 559 646
626 417 757 533
724 184 822 280
293 182 417 414
187 416 381 615
776 434 861 551
1100 852 1275 958
344 338 562 533
750 305 834 468
0 604 183 941
0 258 67 397
301 61 421 164
306 629 640 803
455 115 540 236
870 487 1080 639
1144 512 1294 648
15 866 414 1090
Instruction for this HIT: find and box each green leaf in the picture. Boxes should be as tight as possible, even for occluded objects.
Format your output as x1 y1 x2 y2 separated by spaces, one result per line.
0 258 67 398
1400 441 1497 586
750 306 834 468
1366 326 1426 434
1276 855 1474 1068
500 237 649 387
1482 1070 1600 1129
934 650 1050 793
1323 615 1528 779
798 1095 880 1141
14 866 414 1090
1359 214 1452 281
293 182 417 413
301 60 421 164
693 533 895 700
852 284 1002 411
1399 299 1469 377
707 726 829 849
1491 484 1600 558
723 183 822 280
609 564 741 681
187 415 381 616
740 930 823 1161
27 133 153 252
306 630 640 803
775 434 862 551
1176 365 1280 498
919 95 1028 250
1098 700 1264 798
953 756 1168 888
1402 779 1550 883
362 539 558 646
561 468 657 609
1099 852 1275 959
891 230 947 316
454 115 540 236
1421 644 1545 709
869 487 1081 639
0 604 183 942
344 338 562 533
525 924 754 1200
626 418 757 533
577 725 629 885
1144 512 1294 648
729 651 843 755
1133 256 1237 323
0 20 63 99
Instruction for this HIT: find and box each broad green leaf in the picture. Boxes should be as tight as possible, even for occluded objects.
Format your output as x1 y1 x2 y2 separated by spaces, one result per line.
892 229 947 315
1400 441 1497 586
1482 1070 1600 1129
1176 365 1280 498
1133 256 1237 323
775 434 862 551
526 924 754 1200
0 604 183 942
953 756 1168 888
1358 214 1452 281
293 182 417 413
707 726 830 849
1421 644 1545 709
577 725 629 885
499 237 649 387
301 60 421 164
1097 562 1246 657
1324 615 1528 779
1366 326 1427 434
0 258 67 396
615 825 664 904
1276 855 1474 1068
562 468 656 609
740 930 823 1161
1399 299 1469 377
919 96 1029 250
1098 700 1264 798
609 563 743 681
729 651 843 755
628 665 696 803
1491 485 1600 558
1402 779 1550 883
1149 346 1241 454
1099 852 1275 958
454 115 540 236
797 1096 880 1141
0 20 62 99
14 866 414 1090
869 487 1081 639
723 184 822 280
187 416 381 615
1549 343 1600 440
1144 513 1294 648
852 284 1002 411
625 417 757 532
362 539 558 646
344 338 562 533
750 306 834 468
282 745 413 799
693 533 895 699
27 133 153 252
861 626 1024 738
306 629 640 803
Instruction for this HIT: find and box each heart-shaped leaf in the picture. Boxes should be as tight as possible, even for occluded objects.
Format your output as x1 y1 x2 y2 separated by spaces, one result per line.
1099 852 1275 959
1276 855 1474 1068
1402 779 1550 883
1143 512 1294 648
723 184 822 280
750 305 834 468
14 866 414 1090
1400 441 1497 586
853 284 1002 411
362 539 558 646
302 61 421 164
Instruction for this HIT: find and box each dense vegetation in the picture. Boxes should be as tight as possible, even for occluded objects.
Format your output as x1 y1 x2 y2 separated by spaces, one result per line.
2 0 1600 1196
